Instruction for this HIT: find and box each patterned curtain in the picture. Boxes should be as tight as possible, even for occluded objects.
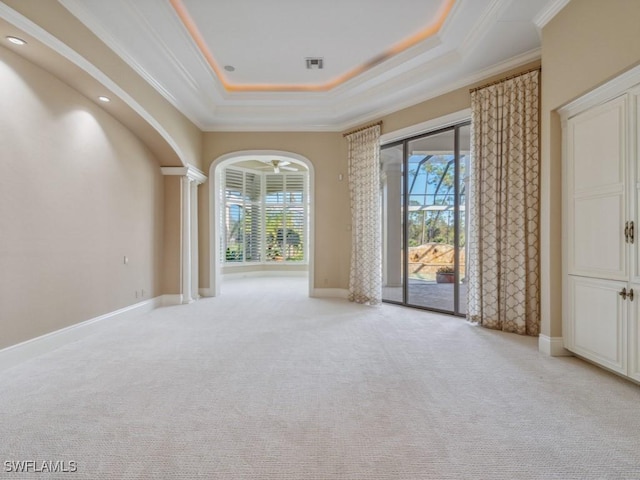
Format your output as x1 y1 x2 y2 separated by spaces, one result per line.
346 124 382 305
467 70 540 335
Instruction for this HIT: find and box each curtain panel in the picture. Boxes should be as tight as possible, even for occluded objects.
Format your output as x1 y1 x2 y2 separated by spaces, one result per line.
467 69 540 335
346 125 382 305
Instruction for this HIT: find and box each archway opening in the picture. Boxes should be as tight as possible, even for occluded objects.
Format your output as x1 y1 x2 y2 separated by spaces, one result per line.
209 151 315 297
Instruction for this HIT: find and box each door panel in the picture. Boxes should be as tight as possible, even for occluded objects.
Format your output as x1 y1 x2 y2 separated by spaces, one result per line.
457 124 471 315
569 275 627 374
406 130 455 311
568 96 627 279
381 144 404 303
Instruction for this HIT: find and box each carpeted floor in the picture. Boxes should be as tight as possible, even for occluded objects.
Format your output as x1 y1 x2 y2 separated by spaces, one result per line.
1 276 639 479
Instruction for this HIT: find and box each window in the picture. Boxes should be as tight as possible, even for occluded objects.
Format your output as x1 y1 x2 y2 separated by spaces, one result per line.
223 166 307 264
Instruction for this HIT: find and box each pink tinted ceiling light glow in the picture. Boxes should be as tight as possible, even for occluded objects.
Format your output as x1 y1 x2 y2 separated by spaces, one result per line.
169 0 456 93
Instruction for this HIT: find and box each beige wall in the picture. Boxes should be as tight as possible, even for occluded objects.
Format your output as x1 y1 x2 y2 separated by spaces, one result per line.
200 132 349 290
162 176 182 295
0 44 164 349
380 61 541 134
199 61 541 293
541 0 640 337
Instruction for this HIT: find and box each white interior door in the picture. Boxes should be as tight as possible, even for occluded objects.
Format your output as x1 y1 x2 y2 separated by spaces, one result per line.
567 96 628 280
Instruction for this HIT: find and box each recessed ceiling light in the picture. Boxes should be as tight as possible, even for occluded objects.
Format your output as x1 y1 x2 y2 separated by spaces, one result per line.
224 65 235 72
98 96 111 103
6 36 26 46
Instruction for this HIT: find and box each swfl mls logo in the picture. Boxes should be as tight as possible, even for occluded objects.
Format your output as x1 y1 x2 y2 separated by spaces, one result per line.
4 460 78 473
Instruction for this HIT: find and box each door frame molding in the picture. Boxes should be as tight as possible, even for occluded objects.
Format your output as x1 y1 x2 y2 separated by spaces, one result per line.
208 150 315 297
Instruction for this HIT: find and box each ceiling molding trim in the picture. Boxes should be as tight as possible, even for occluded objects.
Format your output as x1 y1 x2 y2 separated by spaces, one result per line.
0 1 190 167
59 0 207 130
204 47 540 132
325 36 445 100
204 123 341 133
334 51 463 113
127 2 203 94
458 0 509 53
203 47 540 132
436 0 463 39
169 0 456 93
533 0 571 30
336 48 544 133
339 47 540 128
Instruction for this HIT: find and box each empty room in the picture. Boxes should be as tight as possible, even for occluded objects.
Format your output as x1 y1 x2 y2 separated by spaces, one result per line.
1 0 639 478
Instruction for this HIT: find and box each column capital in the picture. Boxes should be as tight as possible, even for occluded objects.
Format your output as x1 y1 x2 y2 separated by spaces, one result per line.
161 165 207 184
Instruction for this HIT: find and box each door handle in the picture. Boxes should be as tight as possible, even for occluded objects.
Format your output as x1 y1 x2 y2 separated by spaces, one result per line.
619 287 628 300
625 221 630 243
630 221 635 244
630 288 634 302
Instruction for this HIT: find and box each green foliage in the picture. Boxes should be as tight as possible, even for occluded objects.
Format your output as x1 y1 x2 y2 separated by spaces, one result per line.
225 245 242 262
407 155 466 247
265 211 304 261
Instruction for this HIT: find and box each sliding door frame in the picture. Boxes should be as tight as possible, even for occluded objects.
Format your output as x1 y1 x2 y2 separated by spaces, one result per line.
382 121 470 316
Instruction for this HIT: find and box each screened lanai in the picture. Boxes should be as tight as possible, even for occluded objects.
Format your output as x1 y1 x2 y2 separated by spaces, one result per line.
381 123 470 314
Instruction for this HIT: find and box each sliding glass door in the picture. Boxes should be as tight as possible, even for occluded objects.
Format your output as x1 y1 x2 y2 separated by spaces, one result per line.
381 123 470 315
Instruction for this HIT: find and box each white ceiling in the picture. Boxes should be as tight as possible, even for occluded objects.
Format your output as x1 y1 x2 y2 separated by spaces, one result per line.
56 0 558 131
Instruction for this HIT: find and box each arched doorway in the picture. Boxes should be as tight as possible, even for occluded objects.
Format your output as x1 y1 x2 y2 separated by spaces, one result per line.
208 151 315 297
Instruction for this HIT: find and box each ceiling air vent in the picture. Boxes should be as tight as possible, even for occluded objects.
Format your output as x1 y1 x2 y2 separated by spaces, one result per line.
305 57 324 70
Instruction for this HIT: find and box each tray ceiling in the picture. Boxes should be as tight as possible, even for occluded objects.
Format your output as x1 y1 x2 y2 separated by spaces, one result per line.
56 0 553 131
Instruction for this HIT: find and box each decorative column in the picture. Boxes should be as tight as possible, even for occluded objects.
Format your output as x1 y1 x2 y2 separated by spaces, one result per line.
162 166 207 304
190 179 199 301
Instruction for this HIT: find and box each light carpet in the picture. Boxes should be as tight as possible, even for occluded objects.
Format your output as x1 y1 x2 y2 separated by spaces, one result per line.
1 276 639 479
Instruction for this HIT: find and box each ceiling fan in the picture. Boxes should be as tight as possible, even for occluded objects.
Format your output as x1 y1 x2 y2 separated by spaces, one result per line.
256 159 297 173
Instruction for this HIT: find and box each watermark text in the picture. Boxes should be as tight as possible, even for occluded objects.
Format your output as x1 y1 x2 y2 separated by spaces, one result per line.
4 460 77 473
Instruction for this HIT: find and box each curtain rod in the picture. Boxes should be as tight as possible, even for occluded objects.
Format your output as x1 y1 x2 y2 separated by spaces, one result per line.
469 67 541 94
343 121 383 137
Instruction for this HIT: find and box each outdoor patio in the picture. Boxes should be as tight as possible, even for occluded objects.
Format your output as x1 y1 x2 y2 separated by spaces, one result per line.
383 280 467 314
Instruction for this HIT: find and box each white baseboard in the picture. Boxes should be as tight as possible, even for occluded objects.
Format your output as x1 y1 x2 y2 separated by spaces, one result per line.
223 270 308 279
311 288 350 299
0 296 163 372
199 288 215 297
539 334 573 357
161 294 183 306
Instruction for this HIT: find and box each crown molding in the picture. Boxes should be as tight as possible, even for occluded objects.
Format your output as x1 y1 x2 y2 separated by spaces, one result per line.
0 1 189 166
59 0 210 131
533 0 571 30
59 0 181 107
334 47 540 132
459 0 509 53
42 0 544 133
203 47 540 132
56 0 528 132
